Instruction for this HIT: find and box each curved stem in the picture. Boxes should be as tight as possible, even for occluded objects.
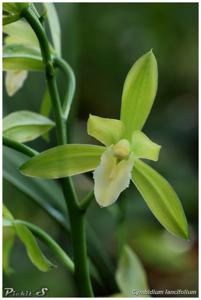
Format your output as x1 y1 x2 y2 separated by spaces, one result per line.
22 6 93 297
54 57 76 120
15 219 74 273
3 137 38 157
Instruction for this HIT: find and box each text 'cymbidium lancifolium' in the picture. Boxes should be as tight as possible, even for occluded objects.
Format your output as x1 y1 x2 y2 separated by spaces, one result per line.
20 51 188 239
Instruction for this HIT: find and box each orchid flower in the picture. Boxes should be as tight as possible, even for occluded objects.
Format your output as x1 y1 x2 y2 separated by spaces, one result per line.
20 51 188 239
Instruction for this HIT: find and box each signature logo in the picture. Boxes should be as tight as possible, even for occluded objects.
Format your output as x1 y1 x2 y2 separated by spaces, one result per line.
4 287 49 297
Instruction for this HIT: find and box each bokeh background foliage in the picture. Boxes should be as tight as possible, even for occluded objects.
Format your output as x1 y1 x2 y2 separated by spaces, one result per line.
3 3 198 297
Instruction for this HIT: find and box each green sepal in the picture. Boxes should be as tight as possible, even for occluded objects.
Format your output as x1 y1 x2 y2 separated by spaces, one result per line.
3 111 55 143
131 130 161 161
115 245 149 297
132 159 188 239
15 222 55 272
20 144 105 179
87 114 125 146
3 44 43 71
120 50 158 140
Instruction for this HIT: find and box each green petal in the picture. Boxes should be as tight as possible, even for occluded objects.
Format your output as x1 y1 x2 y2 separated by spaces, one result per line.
94 147 134 207
115 245 149 297
131 130 161 161
4 19 40 49
87 114 124 146
5 70 28 97
43 3 61 56
3 111 55 143
3 44 43 71
15 222 54 272
120 50 158 140
20 144 105 179
132 159 188 239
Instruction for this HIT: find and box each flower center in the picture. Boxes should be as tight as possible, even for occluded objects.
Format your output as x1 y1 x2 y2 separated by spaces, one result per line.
113 139 130 159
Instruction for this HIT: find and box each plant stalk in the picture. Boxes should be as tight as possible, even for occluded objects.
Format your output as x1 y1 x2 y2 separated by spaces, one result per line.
3 137 38 157
23 6 93 297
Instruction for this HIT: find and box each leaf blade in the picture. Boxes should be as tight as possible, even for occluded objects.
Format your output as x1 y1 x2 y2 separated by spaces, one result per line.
115 245 149 297
3 111 55 143
20 144 105 179
132 159 188 239
3 147 68 228
3 44 43 71
15 222 55 272
3 224 15 275
120 50 158 139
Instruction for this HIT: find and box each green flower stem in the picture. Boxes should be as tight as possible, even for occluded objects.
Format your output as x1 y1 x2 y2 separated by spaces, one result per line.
79 190 94 211
15 219 74 273
3 136 38 157
54 57 76 120
116 195 127 258
22 6 94 297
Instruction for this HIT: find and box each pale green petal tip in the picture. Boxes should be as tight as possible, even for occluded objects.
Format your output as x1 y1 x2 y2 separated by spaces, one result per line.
153 144 161 161
131 130 161 161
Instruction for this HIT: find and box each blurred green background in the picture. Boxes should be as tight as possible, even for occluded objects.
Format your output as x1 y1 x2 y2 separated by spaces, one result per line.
3 3 198 297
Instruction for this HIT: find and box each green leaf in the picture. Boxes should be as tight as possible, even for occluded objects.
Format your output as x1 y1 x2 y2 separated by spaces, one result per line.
132 159 188 239
131 131 161 161
40 89 52 142
3 44 43 71
43 3 61 56
3 147 68 228
3 14 20 26
3 111 55 143
3 205 14 221
3 209 15 275
4 19 39 49
20 144 105 179
115 245 149 297
87 114 125 146
120 50 158 140
15 222 55 272
3 147 115 286
3 3 20 14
